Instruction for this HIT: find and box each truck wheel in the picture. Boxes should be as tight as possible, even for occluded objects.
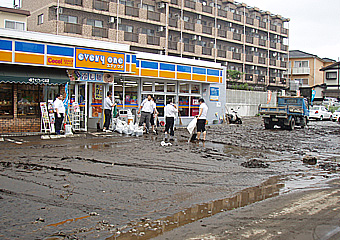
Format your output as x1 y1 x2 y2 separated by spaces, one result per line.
288 118 295 130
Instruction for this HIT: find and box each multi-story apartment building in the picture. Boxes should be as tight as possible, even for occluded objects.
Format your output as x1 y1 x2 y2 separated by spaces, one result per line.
320 61 340 100
22 0 290 91
287 50 335 99
0 6 30 31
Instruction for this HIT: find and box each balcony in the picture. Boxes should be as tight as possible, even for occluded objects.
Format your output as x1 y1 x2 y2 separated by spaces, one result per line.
280 61 287 68
124 32 139 42
292 67 310 75
245 74 253 81
184 22 195 31
171 0 178 4
257 75 265 83
233 13 241 22
202 5 212 14
169 18 177 28
270 42 276 49
147 36 160 46
184 43 195 53
217 50 226 58
259 39 266 47
65 0 82 6
269 77 276 83
218 29 227 38
202 47 212 55
259 22 266 29
125 6 139 17
202 25 212 35
218 9 227 18
246 36 253 44
246 54 253 62
270 25 277 31
92 27 108 38
184 0 195 9
280 78 287 84
281 28 288 35
270 59 277 66
258 57 266 64
168 41 177 50
93 0 109 11
233 32 241 41
232 52 241 60
64 22 82 34
147 11 160 22
246 17 254 25
281 44 288 51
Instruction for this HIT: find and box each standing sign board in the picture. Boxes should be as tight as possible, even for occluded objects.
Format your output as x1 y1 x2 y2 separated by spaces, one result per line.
40 102 51 133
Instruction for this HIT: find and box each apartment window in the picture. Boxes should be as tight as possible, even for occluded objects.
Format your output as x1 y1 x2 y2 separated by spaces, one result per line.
87 19 103 28
119 25 133 32
140 28 155 36
0 84 13 117
60 15 78 24
183 16 190 22
295 78 309 86
5 20 25 31
138 4 155 11
294 61 309 68
38 14 44 25
120 0 134 7
326 72 337 80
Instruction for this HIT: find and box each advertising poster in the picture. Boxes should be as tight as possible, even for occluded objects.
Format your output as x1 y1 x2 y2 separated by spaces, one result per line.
210 86 220 101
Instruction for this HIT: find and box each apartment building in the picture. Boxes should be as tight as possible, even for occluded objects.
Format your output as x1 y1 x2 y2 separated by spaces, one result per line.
22 0 289 90
0 6 30 31
287 50 335 99
320 61 340 99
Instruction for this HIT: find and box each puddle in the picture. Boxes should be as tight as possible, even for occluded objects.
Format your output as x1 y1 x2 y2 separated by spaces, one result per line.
106 176 284 240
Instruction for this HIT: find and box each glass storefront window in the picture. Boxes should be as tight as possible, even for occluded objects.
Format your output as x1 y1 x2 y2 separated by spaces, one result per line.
143 81 153 92
179 83 189 93
0 84 13 116
179 96 189 116
166 82 176 93
17 84 43 117
114 78 123 105
154 95 165 117
124 80 138 107
91 83 103 118
191 96 200 116
155 82 164 92
191 84 201 94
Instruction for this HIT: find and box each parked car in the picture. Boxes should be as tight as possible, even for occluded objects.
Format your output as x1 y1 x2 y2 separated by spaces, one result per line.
322 97 338 106
331 109 340 122
309 106 332 120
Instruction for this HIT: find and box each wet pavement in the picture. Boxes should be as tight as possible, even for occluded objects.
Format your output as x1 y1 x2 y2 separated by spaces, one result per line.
0 117 339 239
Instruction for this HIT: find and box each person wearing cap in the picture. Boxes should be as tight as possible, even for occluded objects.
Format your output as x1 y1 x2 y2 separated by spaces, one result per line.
196 98 208 141
103 91 115 132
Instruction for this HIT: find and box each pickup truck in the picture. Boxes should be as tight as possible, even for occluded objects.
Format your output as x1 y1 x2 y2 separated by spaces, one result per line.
259 96 309 130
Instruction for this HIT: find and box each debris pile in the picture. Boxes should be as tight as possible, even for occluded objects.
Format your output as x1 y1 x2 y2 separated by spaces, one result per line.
241 159 269 168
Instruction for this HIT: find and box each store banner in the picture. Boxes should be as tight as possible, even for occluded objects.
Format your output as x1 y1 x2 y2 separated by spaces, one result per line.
75 48 125 72
210 86 220 101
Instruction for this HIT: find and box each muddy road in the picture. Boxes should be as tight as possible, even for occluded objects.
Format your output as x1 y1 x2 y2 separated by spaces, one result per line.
0 117 339 240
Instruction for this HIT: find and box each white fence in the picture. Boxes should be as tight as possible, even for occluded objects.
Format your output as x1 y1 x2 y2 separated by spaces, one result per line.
225 89 277 116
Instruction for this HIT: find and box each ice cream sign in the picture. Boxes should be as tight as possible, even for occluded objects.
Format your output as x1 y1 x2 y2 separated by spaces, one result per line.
75 48 125 72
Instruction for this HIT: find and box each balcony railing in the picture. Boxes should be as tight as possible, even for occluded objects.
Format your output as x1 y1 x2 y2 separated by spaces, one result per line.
233 13 241 22
125 6 139 17
233 32 241 41
184 22 195 31
258 57 266 64
92 27 108 38
124 32 138 42
65 0 82 6
202 5 212 14
217 50 226 58
270 59 277 66
64 22 82 34
232 52 241 60
270 25 277 31
270 42 276 49
147 11 160 22
280 61 287 68
281 44 288 51
281 28 288 35
246 36 253 44
93 0 109 11
184 43 195 53
202 47 212 55
246 17 254 25
184 0 195 9
218 9 227 18
147 36 160 46
169 18 177 28
246 54 253 62
202 25 212 34
259 39 266 46
218 29 226 38
168 41 177 50
259 22 266 29
292 67 310 75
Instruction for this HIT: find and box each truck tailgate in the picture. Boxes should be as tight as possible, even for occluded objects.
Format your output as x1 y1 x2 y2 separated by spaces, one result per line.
259 106 287 115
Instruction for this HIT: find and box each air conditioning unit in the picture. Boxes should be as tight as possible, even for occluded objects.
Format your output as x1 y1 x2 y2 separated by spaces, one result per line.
198 36 201 41
109 17 115 23
197 15 201 19
192 35 197 40
157 26 164 32
158 2 165 8
251 47 255 51
250 66 255 70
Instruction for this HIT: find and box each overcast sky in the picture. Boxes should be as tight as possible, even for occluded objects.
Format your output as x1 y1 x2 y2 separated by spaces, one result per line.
1 0 339 61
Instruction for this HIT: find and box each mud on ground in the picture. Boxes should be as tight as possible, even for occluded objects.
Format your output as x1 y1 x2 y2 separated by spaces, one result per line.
0 117 339 239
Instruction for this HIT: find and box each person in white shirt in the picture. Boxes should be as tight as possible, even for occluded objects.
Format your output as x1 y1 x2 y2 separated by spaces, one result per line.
150 96 159 134
138 95 153 133
103 91 115 132
164 100 178 140
196 98 208 141
53 93 65 135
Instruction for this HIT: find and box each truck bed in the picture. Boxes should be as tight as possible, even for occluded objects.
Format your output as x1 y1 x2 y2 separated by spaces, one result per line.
259 106 288 115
